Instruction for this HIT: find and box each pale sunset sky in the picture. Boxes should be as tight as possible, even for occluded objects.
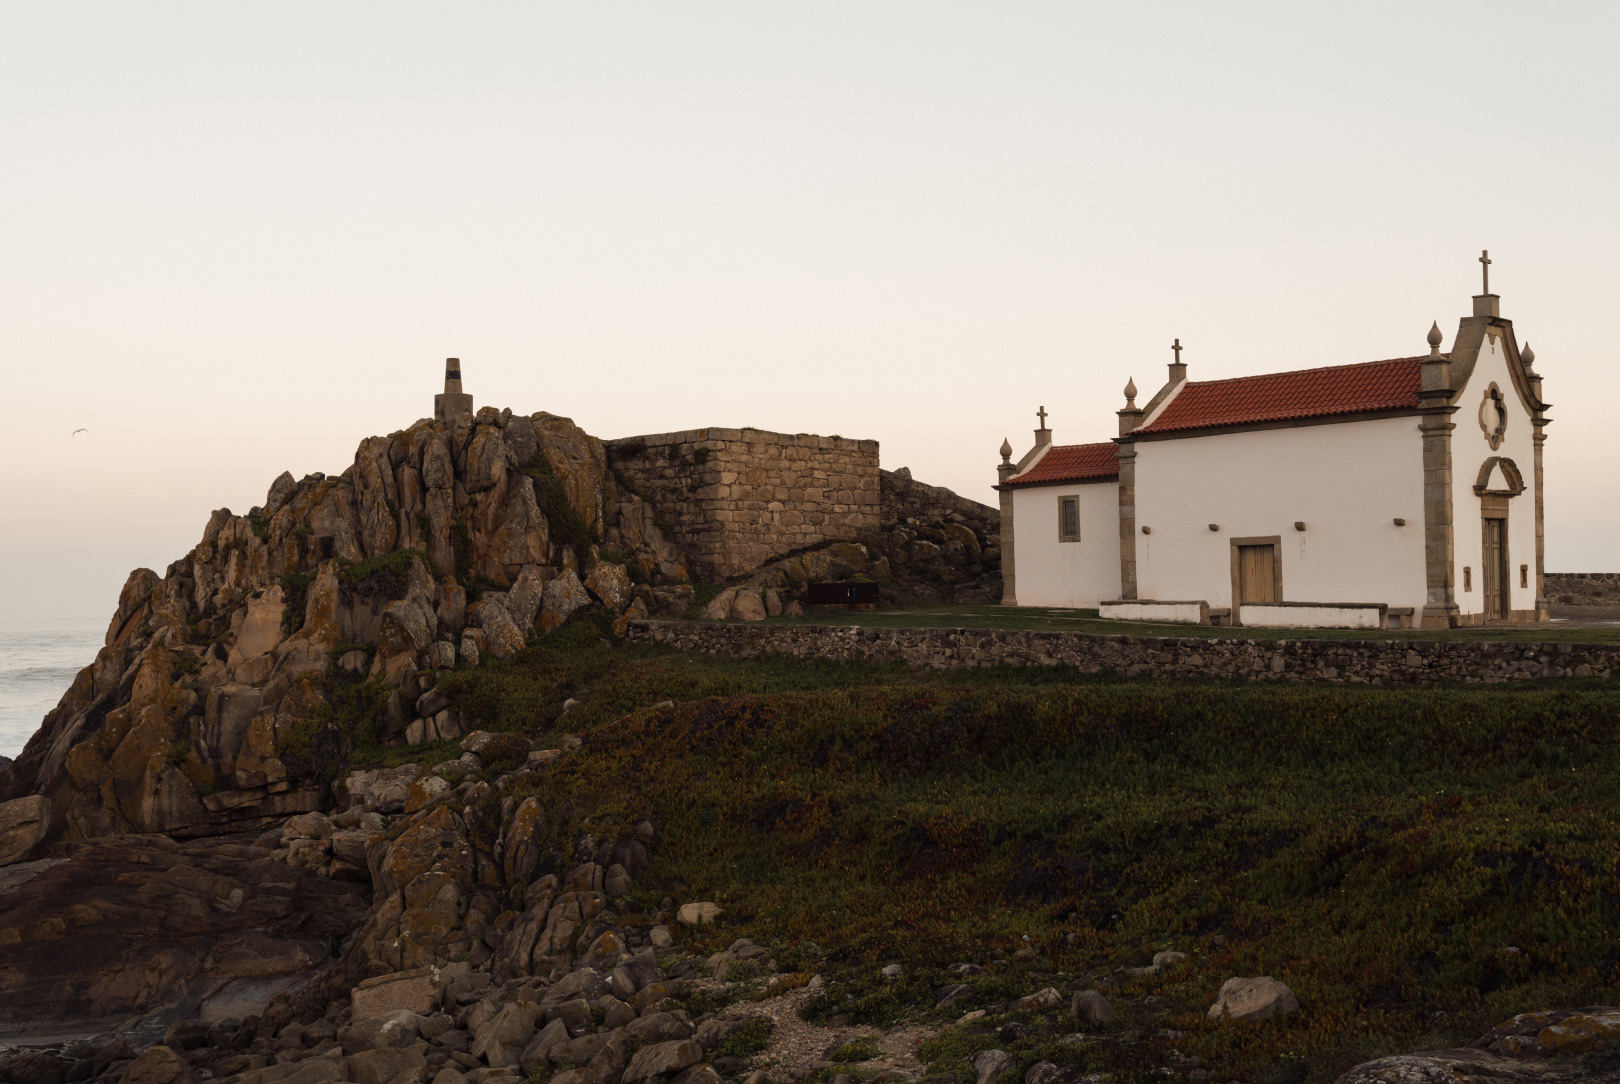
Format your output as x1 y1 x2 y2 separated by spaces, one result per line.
2 2 1616 628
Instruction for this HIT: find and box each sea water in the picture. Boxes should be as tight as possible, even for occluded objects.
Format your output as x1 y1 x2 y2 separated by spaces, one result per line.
0 629 103 759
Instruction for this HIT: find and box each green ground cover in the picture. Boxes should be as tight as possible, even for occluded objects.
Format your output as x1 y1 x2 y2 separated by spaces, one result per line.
380 620 1620 1081
714 600 1620 644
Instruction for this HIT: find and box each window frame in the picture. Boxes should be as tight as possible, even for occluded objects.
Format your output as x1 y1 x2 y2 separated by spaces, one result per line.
1057 494 1080 543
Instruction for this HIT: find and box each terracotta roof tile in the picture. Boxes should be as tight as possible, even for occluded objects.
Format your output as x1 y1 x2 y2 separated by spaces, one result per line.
1134 356 1424 435
1006 442 1119 486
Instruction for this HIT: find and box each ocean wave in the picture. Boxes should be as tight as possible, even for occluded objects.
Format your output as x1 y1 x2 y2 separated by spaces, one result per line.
0 666 85 682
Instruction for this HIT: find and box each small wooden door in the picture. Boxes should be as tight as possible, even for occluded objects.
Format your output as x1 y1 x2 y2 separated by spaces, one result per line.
1238 545 1277 604
1482 517 1510 621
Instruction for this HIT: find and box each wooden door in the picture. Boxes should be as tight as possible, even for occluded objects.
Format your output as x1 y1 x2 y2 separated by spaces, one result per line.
1482 518 1509 620
1238 545 1277 604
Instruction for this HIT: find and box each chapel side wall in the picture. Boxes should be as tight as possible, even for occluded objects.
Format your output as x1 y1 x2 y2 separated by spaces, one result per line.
1009 482 1120 608
1450 332 1539 620
606 428 881 580
1133 416 1428 612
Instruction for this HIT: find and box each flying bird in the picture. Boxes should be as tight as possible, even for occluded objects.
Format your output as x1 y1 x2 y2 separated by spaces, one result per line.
72 428 87 437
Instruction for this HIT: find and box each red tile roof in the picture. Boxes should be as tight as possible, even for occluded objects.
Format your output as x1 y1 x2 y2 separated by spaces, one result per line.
1006 442 1119 486
1133 356 1425 436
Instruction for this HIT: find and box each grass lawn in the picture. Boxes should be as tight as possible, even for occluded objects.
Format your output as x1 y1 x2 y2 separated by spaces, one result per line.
706 599 1620 644
344 618 1620 1083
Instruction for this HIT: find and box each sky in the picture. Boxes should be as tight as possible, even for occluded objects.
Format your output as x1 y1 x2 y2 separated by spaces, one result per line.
2 1 1617 630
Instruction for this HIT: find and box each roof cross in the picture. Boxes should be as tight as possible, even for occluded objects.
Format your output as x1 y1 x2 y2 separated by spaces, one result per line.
1479 249 1492 294
1172 338 1182 363
1036 405 1049 429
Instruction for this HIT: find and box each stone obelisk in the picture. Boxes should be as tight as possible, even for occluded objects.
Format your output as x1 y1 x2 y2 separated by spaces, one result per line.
434 357 474 422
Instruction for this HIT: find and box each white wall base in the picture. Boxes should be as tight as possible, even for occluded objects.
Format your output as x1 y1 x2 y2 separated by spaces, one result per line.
1099 600 1209 625
1240 602 1386 629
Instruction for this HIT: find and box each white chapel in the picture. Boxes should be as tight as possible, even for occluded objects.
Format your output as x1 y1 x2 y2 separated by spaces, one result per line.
995 256 1550 630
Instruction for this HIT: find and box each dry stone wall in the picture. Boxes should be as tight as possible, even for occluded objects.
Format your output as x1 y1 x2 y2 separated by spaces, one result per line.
626 619 1620 685
606 428 880 580
1546 573 1620 607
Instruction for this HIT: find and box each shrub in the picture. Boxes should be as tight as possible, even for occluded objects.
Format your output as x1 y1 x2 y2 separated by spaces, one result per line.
480 732 532 775
279 572 314 634
716 1018 774 1059
830 1037 879 1063
522 452 591 550
337 548 428 596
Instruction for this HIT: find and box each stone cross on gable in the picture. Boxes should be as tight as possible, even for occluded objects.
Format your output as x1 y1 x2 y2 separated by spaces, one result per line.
1479 249 1492 294
1172 338 1182 363
1037 405 1048 429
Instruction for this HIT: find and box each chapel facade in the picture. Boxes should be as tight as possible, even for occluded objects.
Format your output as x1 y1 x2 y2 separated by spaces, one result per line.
995 258 1551 629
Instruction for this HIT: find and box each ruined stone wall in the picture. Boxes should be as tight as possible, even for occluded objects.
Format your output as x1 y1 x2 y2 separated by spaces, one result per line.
1546 573 1620 607
606 428 881 580
626 619 1619 685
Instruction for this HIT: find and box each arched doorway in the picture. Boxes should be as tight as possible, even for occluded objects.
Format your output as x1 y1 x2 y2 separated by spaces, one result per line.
1474 457 1525 623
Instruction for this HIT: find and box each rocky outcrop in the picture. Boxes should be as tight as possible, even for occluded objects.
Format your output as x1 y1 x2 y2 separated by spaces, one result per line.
1335 1007 1620 1082
0 409 688 851
865 468 1001 603
0 831 368 1033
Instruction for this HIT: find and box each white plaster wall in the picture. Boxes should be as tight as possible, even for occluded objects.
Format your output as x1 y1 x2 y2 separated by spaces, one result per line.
1450 330 1539 618
1011 481 1120 607
1133 416 1427 613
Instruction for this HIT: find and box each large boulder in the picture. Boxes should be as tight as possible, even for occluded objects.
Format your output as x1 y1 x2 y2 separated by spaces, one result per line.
622 1040 702 1084
731 587 767 621
1071 989 1116 1025
539 570 592 633
471 1001 539 1068
118 1046 192 1084
0 795 50 866
339 1008 424 1052
1207 976 1300 1022
475 599 527 660
338 765 419 813
347 1048 426 1084
584 562 632 612
351 968 442 1018
676 902 721 927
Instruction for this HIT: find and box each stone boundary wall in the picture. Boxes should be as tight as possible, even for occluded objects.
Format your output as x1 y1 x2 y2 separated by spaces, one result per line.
606 428 880 581
625 619 1619 684
1546 573 1620 607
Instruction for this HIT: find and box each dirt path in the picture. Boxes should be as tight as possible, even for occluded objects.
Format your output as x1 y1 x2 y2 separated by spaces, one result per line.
704 984 938 1082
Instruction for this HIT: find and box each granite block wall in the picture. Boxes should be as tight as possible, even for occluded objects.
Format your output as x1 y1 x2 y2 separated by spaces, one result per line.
606 428 881 580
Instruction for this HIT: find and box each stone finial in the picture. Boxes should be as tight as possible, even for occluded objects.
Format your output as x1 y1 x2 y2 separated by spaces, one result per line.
1123 377 1138 407
1520 341 1536 368
999 438 1013 462
1427 321 1443 357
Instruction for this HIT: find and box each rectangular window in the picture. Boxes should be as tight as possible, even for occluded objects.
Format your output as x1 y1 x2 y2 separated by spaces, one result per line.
1463 566 1473 592
1520 564 1529 588
1058 496 1080 542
